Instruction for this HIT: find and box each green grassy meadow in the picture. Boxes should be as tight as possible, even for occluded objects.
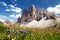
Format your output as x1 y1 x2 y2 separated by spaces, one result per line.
0 23 60 40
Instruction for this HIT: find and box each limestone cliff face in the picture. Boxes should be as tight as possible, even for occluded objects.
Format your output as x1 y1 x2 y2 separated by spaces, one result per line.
17 5 56 24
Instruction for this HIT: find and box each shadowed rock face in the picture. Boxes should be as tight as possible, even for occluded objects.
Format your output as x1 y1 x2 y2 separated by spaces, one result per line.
16 5 59 28
45 16 55 20
17 17 21 23
35 9 56 21
17 5 56 24
35 17 42 21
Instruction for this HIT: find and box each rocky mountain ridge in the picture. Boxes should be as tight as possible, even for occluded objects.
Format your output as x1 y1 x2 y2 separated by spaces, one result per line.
17 4 60 28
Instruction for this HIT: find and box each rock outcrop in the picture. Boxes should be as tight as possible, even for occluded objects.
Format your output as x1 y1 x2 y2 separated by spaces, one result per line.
17 5 56 23
25 19 57 28
17 4 58 28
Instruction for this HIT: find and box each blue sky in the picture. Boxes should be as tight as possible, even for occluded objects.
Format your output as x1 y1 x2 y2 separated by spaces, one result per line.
0 0 60 22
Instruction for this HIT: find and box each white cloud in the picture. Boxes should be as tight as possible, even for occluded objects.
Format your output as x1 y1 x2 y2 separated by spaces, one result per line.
0 15 7 22
10 14 15 18
0 15 7 18
5 9 11 11
11 0 17 6
0 19 5 22
15 14 22 18
10 14 21 18
9 19 15 24
0 1 22 13
5 4 22 13
47 4 60 14
0 2 7 6
8 5 15 8
14 0 17 1
15 4 17 6
11 7 22 13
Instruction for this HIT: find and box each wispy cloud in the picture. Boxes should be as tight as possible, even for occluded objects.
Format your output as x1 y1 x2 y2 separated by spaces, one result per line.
8 5 15 8
14 0 17 2
0 15 7 19
5 9 11 11
5 6 22 13
0 1 21 13
0 15 7 22
0 19 5 22
10 14 22 18
0 2 7 6
11 7 22 13
3 3 22 13
47 4 60 15
11 0 17 6
15 14 22 18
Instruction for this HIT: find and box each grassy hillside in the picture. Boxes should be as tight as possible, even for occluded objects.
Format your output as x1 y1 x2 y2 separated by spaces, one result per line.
0 24 60 40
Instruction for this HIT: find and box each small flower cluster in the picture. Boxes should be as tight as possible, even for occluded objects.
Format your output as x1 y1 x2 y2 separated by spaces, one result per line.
6 29 27 34
6 29 28 39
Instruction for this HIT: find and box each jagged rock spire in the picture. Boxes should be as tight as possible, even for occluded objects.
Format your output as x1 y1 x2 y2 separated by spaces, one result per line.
17 17 21 23
30 4 36 12
17 4 56 24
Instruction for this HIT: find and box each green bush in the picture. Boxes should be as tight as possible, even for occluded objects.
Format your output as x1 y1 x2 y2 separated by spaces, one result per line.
0 24 8 32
